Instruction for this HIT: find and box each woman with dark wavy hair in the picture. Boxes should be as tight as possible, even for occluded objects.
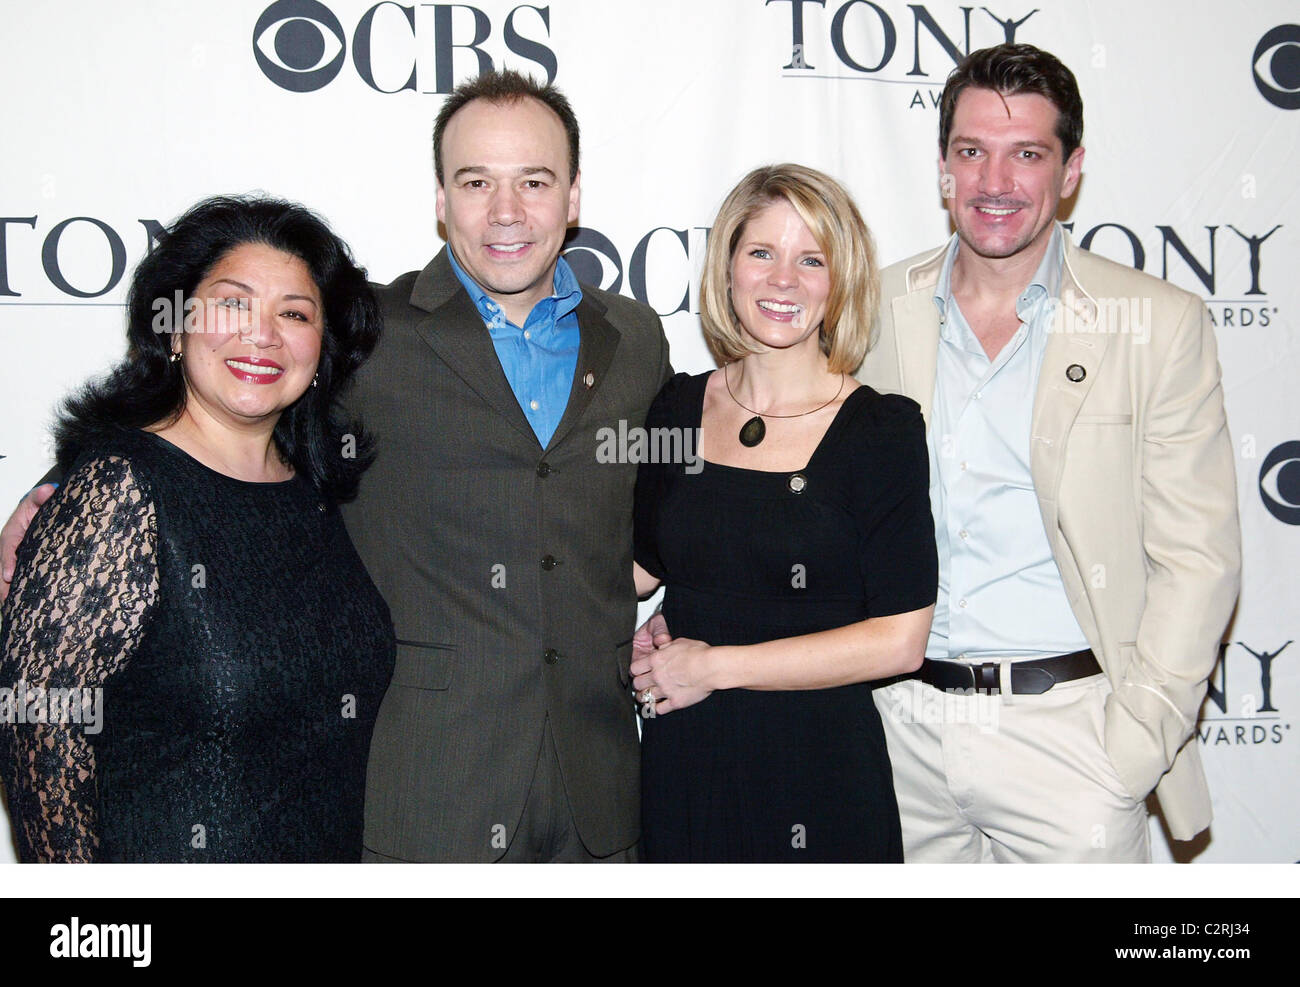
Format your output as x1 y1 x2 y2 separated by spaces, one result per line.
0 195 395 862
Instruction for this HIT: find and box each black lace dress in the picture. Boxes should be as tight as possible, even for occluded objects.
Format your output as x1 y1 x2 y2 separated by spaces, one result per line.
0 428 395 862
634 372 937 862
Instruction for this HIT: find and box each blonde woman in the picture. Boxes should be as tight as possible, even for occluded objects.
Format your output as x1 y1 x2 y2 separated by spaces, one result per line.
631 165 936 862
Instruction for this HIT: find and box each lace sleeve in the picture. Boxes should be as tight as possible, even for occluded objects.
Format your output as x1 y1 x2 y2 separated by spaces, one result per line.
0 454 158 862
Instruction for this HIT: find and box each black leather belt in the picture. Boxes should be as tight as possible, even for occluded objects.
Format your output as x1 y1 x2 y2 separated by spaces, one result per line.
905 649 1101 695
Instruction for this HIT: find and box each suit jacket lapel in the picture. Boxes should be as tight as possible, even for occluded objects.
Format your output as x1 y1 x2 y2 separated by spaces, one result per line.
407 249 538 447
1030 239 1111 536
894 291 941 422
894 242 949 423
546 293 620 452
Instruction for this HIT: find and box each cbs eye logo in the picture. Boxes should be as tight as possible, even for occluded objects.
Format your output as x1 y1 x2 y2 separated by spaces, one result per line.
253 0 346 92
563 228 625 294
1252 25 1300 109
1259 440 1300 524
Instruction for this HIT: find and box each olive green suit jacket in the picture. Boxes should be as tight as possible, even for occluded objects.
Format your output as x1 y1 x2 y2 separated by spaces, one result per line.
344 248 670 861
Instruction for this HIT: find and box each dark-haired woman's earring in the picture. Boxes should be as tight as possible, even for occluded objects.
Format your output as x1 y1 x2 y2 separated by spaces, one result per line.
311 374 319 388
169 349 181 364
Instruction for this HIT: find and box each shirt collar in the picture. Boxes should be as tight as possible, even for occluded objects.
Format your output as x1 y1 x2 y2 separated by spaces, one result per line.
932 223 1065 334
931 234 969 346
1016 222 1063 324
932 233 961 335
446 248 583 329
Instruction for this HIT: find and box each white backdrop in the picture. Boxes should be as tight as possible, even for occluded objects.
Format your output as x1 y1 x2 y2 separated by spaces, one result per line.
0 0 1296 865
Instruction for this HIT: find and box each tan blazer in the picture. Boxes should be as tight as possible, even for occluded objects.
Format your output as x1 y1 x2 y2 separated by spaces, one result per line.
858 231 1241 840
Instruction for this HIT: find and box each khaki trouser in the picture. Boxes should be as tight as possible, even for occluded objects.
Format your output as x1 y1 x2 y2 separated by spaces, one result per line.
874 673 1150 863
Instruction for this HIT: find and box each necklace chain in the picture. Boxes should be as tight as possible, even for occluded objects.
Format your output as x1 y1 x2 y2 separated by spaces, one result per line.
723 364 846 420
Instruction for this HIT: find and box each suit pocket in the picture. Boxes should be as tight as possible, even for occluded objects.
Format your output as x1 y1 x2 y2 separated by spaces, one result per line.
391 640 455 691
614 637 632 689
1113 641 1138 671
1075 414 1133 425
1085 673 1140 804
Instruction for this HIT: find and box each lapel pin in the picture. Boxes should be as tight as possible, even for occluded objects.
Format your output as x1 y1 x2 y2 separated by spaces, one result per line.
584 371 595 388
1066 363 1086 383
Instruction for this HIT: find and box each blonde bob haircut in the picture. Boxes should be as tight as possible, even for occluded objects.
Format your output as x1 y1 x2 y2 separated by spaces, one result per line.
699 163 878 375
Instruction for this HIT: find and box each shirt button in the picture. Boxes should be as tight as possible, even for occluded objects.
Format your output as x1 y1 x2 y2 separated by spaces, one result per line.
543 648 559 665
536 461 552 478
960 461 968 471
541 555 560 571
958 598 968 608
529 399 540 411
959 529 969 540
975 391 982 400
523 330 531 340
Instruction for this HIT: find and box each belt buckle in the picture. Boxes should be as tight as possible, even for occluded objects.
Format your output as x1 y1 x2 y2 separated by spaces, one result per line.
975 662 1000 694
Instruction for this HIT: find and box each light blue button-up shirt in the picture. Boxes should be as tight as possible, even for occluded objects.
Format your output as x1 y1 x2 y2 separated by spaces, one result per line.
447 249 582 448
926 223 1090 661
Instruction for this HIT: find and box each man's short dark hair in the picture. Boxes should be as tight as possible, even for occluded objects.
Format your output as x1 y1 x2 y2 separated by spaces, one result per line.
432 69 580 184
938 43 1084 159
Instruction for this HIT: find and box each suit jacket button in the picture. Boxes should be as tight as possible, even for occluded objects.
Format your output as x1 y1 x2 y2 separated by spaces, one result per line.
536 461 552 478
541 555 560 570
1066 363 1086 382
543 648 559 665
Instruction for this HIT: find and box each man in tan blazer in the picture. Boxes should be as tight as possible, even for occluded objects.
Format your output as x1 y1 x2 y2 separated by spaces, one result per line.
859 44 1240 861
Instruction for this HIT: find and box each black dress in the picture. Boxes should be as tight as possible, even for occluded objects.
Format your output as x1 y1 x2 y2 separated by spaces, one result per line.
0 428 395 862
633 372 937 862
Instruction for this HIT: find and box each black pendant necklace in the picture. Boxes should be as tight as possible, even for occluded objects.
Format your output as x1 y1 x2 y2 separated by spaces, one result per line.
724 364 846 448
739 416 766 447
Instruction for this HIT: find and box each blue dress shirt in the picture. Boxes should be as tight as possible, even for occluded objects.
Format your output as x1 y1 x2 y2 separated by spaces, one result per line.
926 223 1091 661
447 249 582 448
